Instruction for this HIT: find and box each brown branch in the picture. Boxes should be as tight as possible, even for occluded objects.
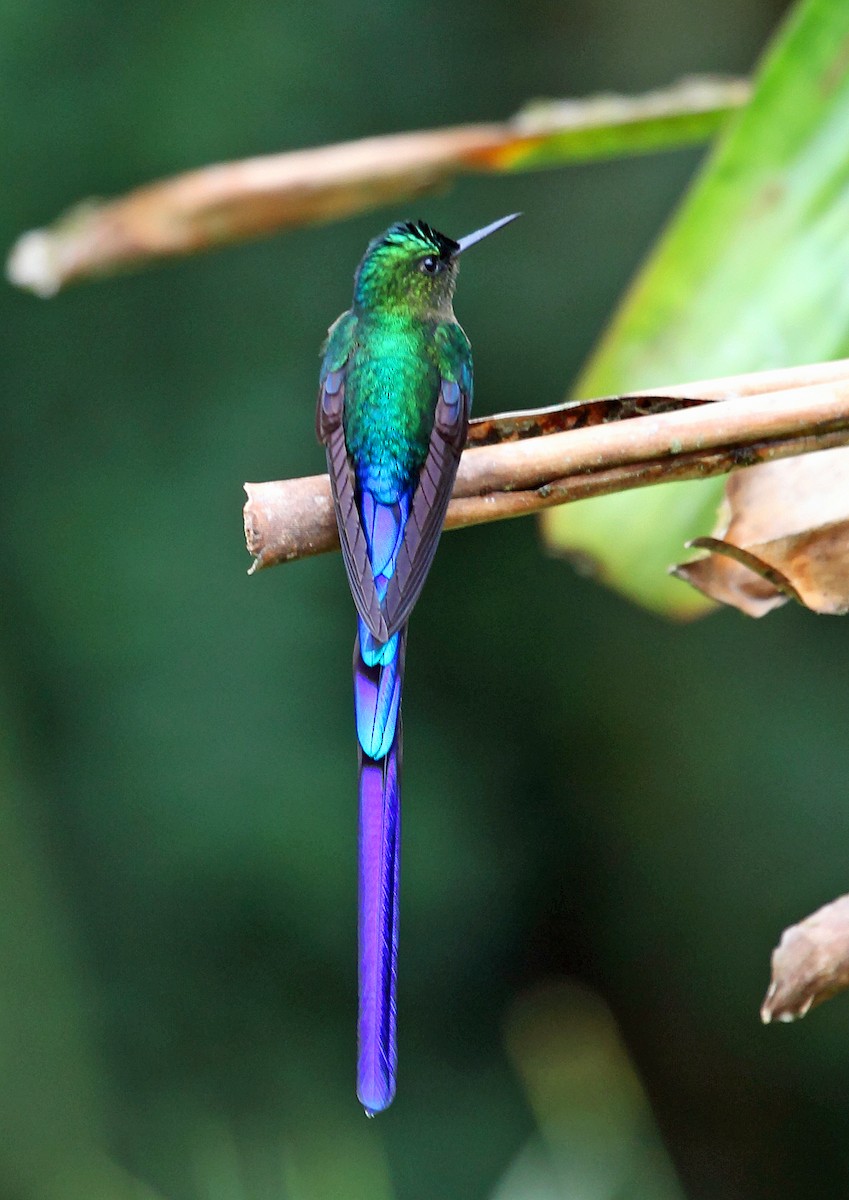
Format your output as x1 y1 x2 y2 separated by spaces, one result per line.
243 360 849 571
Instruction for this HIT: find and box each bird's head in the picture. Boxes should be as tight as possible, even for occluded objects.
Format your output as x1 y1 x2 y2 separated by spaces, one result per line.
352 214 519 318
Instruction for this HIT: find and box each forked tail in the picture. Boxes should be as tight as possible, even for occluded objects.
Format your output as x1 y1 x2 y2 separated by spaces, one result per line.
354 623 407 1115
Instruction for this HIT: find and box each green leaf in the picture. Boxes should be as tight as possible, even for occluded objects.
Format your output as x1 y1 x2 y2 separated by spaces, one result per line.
500 77 750 170
543 0 849 617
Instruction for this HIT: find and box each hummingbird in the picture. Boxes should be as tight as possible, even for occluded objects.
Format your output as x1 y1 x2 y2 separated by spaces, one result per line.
316 212 519 1115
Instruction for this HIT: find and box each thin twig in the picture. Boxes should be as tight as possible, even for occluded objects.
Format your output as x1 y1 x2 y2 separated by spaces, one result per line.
243 360 849 571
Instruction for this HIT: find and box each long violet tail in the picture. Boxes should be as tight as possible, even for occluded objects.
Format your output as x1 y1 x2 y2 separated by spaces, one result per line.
354 622 406 1115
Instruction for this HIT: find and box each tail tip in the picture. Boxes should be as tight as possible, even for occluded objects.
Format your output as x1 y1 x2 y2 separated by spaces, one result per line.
358 1079 395 1117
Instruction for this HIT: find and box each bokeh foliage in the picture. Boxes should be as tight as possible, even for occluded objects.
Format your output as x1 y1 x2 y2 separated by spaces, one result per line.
6 1 849 1198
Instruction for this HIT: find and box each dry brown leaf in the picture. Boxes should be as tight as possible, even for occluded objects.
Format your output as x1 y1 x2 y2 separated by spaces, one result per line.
762 894 849 1023
673 448 849 616
6 78 748 296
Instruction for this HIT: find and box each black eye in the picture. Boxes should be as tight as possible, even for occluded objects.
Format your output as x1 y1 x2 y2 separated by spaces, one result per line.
420 255 441 275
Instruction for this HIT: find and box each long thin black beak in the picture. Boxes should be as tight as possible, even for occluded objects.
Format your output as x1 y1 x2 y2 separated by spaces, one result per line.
455 212 521 254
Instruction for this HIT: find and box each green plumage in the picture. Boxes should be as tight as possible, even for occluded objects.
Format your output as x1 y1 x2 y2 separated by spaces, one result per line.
321 223 472 503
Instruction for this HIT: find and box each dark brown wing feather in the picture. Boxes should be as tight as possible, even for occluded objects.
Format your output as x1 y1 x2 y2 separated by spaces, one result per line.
318 368 391 641
380 378 469 637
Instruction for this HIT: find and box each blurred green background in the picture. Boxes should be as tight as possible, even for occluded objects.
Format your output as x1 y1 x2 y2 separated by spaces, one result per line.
6 1 849 1197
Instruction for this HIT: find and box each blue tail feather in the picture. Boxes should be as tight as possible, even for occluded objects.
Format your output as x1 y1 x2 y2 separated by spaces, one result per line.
354 625 402 759
353 484 412 1114
357 726 401 1115
354 625 406 1115
359 620 400 668
360 488 409 577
